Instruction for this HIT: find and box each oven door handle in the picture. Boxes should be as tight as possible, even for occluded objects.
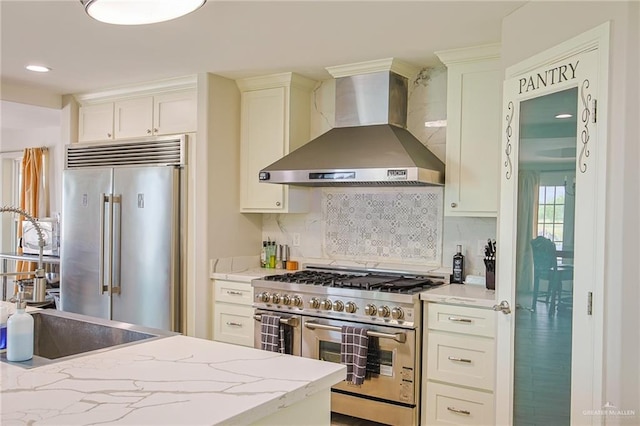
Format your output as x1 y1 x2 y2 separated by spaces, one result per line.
304 321 407 343
253 314 299 327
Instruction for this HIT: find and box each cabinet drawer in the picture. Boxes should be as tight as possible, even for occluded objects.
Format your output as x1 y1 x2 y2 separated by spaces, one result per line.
428 304 495 337
425 381 494 425
427 332 495 391
213 304 255 347
214 280 253 305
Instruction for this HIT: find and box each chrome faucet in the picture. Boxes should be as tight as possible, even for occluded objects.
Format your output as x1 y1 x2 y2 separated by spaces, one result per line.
0 205 47 302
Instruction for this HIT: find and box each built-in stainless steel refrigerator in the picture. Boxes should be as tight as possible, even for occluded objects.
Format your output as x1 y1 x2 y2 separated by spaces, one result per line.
60 136 185 332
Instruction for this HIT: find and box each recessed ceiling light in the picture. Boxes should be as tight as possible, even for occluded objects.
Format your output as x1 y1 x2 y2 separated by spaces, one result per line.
25 65 51 73
81 0 206 25
555 113 573 119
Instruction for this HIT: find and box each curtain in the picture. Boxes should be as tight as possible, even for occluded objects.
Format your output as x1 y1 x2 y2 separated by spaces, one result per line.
515 170 540 296
17 147 48 277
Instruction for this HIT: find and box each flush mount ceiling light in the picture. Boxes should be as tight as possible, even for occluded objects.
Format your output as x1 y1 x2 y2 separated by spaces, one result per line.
81 0 206 25
26 65 51 73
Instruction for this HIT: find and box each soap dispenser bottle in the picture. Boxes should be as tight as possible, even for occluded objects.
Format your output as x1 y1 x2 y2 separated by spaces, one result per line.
7 295 34 362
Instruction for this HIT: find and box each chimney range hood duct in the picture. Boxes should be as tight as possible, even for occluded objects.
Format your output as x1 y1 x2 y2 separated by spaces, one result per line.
259 60 445 186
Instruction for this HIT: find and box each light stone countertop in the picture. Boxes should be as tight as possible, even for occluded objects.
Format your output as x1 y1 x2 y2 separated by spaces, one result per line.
420 283 497 309
1 307 346 425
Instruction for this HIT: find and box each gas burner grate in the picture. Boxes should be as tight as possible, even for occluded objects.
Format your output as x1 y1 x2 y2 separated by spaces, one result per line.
261 269 446 294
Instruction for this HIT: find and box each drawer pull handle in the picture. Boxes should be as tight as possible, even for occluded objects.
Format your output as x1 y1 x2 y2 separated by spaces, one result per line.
448 316 472 323
447 407 471 416
226 290 243 296
226 322 243 327
448 356 472 363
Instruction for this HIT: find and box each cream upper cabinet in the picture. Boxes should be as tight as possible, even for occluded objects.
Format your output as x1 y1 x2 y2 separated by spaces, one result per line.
114 96 153 139
78 103 115 142
76 76 197 143
237 73 316 213
114 91 197 139
436 44 502 217
153 91 197 135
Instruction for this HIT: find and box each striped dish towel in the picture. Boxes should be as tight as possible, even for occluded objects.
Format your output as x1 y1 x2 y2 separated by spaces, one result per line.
340 325 369 385
260 314 285 353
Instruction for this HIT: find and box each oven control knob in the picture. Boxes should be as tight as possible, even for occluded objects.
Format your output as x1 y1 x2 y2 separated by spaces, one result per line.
271 293 281 304
333 300 344 312
391 307 405 320
281 294 291 305
377 305 391 318
364 304 377 316
320 299 333 310
309 298 321 309
345 302 357 313
292 296 303 307
258 292 271 303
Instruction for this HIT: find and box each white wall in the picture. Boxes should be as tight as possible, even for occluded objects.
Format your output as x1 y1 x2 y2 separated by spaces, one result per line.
502 1 640 420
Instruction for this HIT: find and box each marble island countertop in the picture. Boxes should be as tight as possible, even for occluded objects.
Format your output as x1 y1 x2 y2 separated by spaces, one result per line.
1 320 345 425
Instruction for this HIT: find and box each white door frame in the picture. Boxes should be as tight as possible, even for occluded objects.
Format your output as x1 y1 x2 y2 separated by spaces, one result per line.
495 22 609 425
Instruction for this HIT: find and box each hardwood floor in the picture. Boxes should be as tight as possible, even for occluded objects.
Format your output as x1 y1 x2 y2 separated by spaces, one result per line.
514 294 572 425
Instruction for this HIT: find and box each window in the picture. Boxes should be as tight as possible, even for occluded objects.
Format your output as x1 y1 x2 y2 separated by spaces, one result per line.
537 185 565 250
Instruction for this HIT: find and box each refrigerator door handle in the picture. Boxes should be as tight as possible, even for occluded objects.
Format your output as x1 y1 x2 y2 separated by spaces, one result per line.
99 193 109 295
106 194 114 296
111 194 122 295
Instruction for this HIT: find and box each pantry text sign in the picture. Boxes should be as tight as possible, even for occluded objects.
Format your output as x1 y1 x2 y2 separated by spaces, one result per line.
519 60 579 94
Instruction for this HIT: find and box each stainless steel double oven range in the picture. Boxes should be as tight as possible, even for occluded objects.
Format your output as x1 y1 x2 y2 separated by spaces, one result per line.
252 264 447 425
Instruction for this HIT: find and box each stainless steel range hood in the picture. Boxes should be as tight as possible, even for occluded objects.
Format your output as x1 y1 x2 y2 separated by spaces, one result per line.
259 61 445 186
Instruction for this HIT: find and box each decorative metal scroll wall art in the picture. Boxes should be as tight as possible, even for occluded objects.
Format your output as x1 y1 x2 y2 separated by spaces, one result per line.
504 101 514 180
579 79 591 173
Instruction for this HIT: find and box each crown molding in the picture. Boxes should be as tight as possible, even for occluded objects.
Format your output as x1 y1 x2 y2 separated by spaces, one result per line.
326 58 420 79
74 75 197 105
236 72 317 92
435 43 502 66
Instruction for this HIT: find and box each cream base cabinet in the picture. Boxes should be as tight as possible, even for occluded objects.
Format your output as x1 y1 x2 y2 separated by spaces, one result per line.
78 103 115 142
237 73 316 213
422 303 496 425
213 279 255 347
436 44 502 217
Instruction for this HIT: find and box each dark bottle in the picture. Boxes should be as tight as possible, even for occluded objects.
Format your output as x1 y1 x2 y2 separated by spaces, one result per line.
452 245 465 284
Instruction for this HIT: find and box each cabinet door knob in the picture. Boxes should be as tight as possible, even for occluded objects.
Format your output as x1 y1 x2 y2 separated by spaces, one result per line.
276 201 281 207
147 129 152 134
153 128 158 133
107 133 112 138
451 202 458 208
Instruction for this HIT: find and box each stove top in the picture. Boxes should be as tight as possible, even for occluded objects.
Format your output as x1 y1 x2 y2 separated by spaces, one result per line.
262 270 440 294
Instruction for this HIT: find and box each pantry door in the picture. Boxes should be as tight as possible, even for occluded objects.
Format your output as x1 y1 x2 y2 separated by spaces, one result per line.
495 24 609 425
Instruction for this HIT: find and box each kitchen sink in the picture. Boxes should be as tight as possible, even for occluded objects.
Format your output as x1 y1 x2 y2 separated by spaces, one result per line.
1 308 176 369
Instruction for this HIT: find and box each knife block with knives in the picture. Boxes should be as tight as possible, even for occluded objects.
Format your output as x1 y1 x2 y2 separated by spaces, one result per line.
484 239 496 290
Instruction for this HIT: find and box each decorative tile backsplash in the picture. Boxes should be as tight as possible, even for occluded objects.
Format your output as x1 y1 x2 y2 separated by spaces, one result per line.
322 188 442 264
